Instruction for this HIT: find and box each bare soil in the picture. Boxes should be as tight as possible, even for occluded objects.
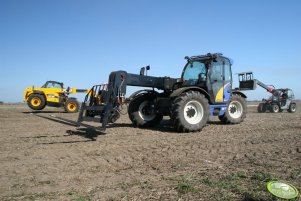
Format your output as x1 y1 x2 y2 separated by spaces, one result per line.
0 103 300 200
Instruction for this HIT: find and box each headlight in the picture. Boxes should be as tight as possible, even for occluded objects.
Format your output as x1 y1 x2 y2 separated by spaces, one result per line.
47 94 56 98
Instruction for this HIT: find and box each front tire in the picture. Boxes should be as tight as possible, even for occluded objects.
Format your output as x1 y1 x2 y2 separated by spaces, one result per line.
64 98 79 113
219 94 247 124
27 94 46 110
128 94 163 127
171 91 209 132
288 103 296 113
270 104 280 113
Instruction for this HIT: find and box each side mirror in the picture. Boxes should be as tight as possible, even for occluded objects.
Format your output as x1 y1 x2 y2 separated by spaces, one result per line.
140 65 150 76
140 67 145 76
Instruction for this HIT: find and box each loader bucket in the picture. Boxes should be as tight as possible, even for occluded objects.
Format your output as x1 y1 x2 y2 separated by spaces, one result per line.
238 72 257 90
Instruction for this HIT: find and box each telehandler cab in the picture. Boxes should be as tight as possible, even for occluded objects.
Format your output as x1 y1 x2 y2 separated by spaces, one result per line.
24 81 87 113
77 53 248 132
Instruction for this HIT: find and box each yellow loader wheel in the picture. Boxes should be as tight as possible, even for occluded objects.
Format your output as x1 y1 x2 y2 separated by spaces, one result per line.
64 98 79 113
27 94 46 110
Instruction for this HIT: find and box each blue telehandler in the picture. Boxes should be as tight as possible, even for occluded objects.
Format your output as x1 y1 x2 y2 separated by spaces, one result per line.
77 53 248 132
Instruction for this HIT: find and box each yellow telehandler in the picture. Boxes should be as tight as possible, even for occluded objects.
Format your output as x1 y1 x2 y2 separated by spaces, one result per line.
24 81 87 112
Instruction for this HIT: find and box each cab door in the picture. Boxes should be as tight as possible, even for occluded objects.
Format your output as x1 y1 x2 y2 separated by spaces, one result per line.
223 59 232 102
209 58 232 103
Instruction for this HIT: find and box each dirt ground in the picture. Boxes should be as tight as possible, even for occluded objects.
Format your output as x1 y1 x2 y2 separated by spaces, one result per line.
0 102 300 201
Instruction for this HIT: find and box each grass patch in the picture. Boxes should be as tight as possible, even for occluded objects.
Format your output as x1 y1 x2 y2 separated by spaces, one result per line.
76 195 93 201
251 171 273 182
176 175 198 195
204 171 276 200
173 171 279 200
139 180 153 189
118 180 153 191
27 192 59 200
213 190 233 201
200 176 214 187
237 171 248 179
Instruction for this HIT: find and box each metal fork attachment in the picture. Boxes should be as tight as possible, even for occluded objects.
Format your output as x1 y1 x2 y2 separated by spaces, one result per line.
77 72 127 131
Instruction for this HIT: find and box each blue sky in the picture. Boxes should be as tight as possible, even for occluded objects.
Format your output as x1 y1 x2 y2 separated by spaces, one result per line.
1 0 301 102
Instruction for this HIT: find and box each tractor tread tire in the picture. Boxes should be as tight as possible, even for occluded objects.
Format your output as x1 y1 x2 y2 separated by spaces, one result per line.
128 94 163 127
27 94 46 110
270 104 280 113
64 98 79 113
219 94 247 124
171 91 209 132
288 103 297 113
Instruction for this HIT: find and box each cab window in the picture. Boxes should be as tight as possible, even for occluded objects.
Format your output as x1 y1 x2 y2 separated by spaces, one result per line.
44 82 62 88
224 60 232 82
183 61 206 85
209 61 223 82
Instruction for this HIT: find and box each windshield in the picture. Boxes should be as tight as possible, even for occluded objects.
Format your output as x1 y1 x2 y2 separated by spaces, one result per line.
42 82 63 88
182 61 206 85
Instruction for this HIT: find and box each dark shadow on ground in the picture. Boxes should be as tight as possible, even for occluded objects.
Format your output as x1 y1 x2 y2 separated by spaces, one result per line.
36 128 104 144
140 119 236 132
106 123 134 128
22 128 103 145
39 139 93 145
66 128 103 141
31 113 77 127
28 113 227 134
207 120 224 125
139 119 176 133
28 113 106 141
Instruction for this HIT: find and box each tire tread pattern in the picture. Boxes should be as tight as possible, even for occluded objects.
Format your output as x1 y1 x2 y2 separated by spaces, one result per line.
171 91 209 132
64 98 79 113
219 94 247 124
128 94 163 127
27 94 46 110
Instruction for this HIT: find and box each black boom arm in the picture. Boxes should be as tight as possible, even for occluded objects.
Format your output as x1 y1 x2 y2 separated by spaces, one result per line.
108 70 177 98
77 70 178 131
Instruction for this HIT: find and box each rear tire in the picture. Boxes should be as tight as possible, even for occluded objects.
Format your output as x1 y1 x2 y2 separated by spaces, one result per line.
270 104 280 113
27 94 46 110
128 94 163 127
219 94 247 124
257 103 267 113
64 98 79 113
171 91 209 132
288 103 296 113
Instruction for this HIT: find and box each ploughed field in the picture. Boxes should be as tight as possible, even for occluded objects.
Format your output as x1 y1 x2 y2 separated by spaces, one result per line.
0 102 300 201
